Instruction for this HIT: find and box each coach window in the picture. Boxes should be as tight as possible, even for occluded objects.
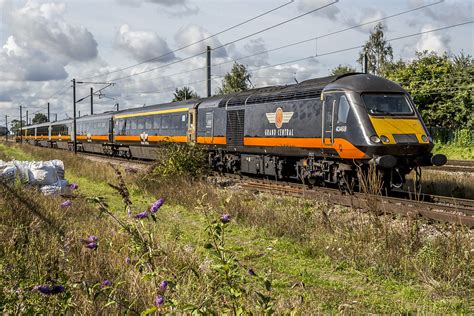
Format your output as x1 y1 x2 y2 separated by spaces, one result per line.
137 118 145 130
131 119 138 131
337 95 350 124
162 115 169 130
172 115 180 130
181 114 187 129
205 112 213 129
145 117 153 129
154 116 161 130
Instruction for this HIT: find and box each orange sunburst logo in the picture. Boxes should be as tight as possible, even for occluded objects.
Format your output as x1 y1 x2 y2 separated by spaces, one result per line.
275 107 283 128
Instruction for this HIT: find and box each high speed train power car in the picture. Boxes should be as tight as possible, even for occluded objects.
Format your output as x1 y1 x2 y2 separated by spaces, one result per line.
18 73 447 190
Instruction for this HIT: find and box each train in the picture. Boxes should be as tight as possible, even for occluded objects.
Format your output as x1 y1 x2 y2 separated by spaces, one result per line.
0 126 8 136
16 73 447 190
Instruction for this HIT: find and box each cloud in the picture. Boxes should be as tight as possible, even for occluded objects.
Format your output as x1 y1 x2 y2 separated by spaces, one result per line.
174 25 227 58
415 24 451 54
7 1 98 62
344 8 388 33
408 0 473 25
297 0 341 20
0 36 68 81
115 24 176 63
116 0 198 15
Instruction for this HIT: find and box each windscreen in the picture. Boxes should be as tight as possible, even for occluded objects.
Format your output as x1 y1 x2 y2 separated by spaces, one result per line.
362 94 413 116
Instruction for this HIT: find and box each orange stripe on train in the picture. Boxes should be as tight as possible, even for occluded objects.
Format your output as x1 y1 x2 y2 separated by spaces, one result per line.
243 137 366 159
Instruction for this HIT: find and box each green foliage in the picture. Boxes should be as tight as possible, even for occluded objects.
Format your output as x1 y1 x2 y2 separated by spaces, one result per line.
172 86 200 102
151 142 209 179
330 64 357 76
10 119 26 132
32 113 48 124
216 62 251 95
382 51 473 129
357 23 393 75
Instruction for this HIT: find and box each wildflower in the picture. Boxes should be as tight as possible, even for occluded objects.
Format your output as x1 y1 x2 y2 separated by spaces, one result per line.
125 257 131 264
135 211 149 219
85 242 98 250
87 235 98 243
69 183 79 190
61 200 72 208
150 198 165 214
33 285 51 295
159 280 168 292
248 268 256 276
220 213 231 223
101 280 111 288
50 285 65 294
155 295 165 307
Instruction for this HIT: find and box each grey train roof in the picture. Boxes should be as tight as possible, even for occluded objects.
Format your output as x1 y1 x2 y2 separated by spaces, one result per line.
215 73 405 108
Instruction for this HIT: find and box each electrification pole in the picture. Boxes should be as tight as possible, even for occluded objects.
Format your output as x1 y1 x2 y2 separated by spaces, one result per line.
206 46 211 97
5 115 8 141
72 78 77 154
26 110 28 126
90 87 94 115
19 105 23 143
47 102 50 122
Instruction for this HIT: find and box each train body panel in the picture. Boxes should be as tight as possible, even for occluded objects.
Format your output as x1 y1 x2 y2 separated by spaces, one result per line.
16 73 446 189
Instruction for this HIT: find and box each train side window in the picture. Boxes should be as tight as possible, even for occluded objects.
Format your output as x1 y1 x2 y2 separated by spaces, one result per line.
145 117 153 129
205 112 213 129
162 115 169 129
154 116 161 129
337 95 350 124
172 115 180 130
137 118 145 130
181 114 187 129
131 119 138 130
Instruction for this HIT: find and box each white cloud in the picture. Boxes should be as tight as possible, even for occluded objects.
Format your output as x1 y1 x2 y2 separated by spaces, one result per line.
416 24 451 54
116 0 198 15
115 24 176 63
174 25 227 58
0 36 68 81
408 0 473 25
7 1 98 62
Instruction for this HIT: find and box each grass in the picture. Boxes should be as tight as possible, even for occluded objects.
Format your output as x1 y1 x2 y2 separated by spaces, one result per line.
1 141 472 314
433 142 474 160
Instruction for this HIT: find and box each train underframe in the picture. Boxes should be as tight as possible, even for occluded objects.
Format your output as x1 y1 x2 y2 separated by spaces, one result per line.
208 149 444 193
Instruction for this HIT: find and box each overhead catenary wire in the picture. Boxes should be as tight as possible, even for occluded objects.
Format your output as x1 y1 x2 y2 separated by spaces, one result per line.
118 0 444 86
78 0 295 81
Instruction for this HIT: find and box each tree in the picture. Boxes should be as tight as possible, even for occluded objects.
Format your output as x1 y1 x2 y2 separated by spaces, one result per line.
172 86 200 102
383 51 473 129
10 119 26 131
216 62 251 95
357 23 393 75
32 113 48 124
330 64 357 76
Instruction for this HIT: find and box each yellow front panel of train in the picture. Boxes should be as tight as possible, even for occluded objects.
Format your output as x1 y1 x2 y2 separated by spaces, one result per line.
369 117 429 144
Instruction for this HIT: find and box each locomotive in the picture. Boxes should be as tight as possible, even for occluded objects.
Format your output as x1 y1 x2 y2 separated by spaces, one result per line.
18 73 447 189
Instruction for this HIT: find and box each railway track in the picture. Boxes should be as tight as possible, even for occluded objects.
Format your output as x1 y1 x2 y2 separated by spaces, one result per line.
231 177 474 228
425 159 474 173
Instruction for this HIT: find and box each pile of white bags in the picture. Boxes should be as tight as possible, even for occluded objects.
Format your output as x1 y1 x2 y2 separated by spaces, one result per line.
0 160 69 195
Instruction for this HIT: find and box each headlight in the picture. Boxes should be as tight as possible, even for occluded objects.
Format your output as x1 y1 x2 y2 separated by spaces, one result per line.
421 135 429 142
380 135 390 143
370 135 381 144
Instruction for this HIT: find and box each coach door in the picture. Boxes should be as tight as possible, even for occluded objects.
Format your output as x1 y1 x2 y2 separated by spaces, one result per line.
322 94 337 145
187 109 196 143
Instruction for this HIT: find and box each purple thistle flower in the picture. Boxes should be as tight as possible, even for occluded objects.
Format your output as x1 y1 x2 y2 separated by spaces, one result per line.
101 280 111 288
220 213 231 223
33 285 51 295
135 211 149 219
50 285 65 294
69 183 79 190
159 280 168 292
125 257 131 264
248 268 256 276
155 295 165 307
61 200 72 208
150 198 165 214
87 235 98 243
85 242 98 250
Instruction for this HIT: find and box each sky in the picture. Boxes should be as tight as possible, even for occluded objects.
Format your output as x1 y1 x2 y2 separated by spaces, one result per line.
0 0 473 125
